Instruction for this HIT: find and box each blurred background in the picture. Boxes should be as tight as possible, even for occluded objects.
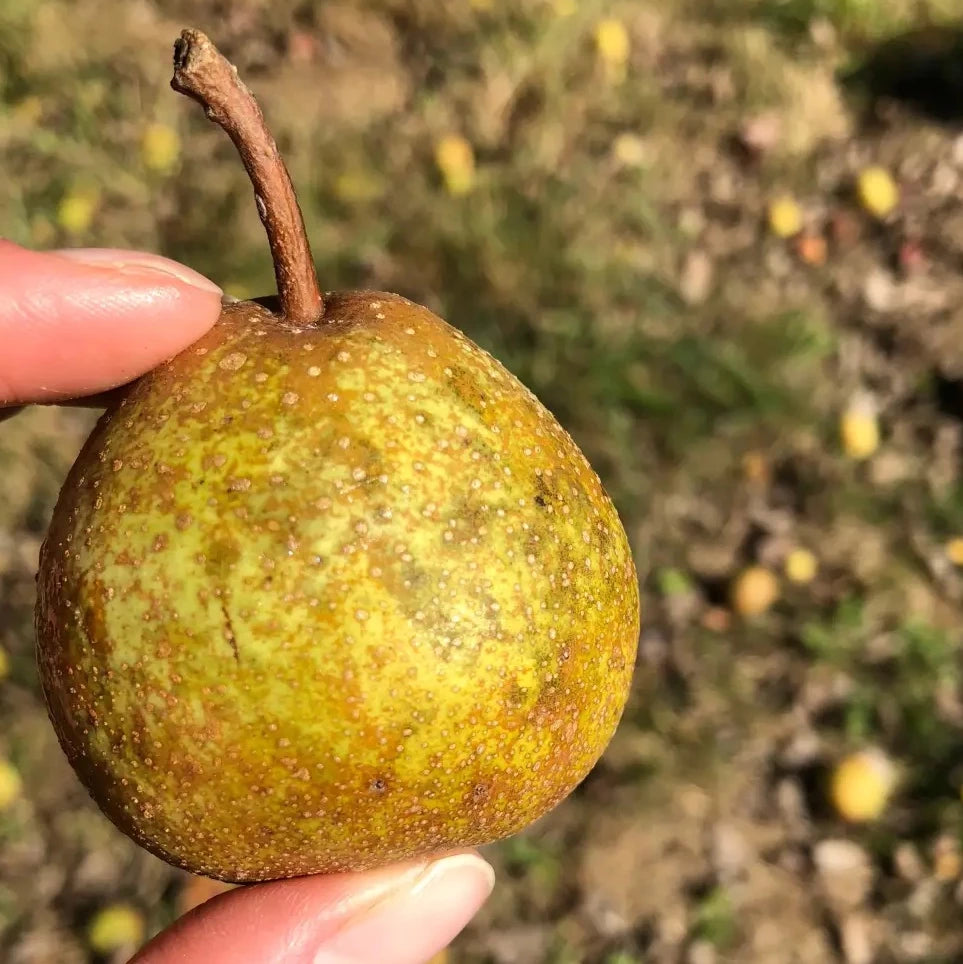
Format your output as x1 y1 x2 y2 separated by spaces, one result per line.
5 0 963 961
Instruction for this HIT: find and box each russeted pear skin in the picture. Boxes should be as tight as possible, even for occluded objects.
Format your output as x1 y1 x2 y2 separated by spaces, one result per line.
36 291 640 882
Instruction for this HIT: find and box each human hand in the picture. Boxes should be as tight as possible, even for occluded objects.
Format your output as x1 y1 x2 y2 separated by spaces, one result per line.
0 240 496 962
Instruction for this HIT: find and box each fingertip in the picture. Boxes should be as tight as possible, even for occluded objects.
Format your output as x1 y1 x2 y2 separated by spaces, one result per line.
313 852 495 964
132 853 494 964
0 243 224 405
52 248 223 297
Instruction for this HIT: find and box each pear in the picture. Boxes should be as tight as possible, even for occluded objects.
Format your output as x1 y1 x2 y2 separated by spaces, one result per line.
34 29 640 882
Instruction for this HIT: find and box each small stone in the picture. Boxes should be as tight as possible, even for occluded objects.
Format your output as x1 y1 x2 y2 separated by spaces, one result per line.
679 250 714 305
709 170 736 205
830 209 861 246
678 784 712 820
780 729 822 768
710 823 750 883
862 268 898 312
809 17 837 48
898 238 926 275
932 834 961 881
868 451 910 487
582 891 629 938
737 112 781 156
795 232 827 265
637 628 669 668
700 606 730 633
813 839 873 910
776 777 809 831
656 905 688 945
893 842 925 883
907 879 940 919
677 206 706 237
687 939 718 964
288 30 319 64
777 846 807 873
899 931 932 958
839 912 873 964
486 925 550 964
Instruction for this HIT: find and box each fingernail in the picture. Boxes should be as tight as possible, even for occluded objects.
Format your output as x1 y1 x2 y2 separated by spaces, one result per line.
314 853 495 964
53 248 223 295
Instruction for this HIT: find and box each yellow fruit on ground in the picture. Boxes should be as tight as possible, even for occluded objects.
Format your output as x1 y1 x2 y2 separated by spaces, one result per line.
795 232 827 265
141 122 182 174
0 646 9 681
434 134 476 196
741 451 770 485
767 195 803 238
857 166 899 218
595 19 630 81
701 606 731 633
933 838 961 882
730 566 779 617
0 759 21 809
612 133 648 168
785 548 817 585
57 187 100 236
945 538 963 566
840 403 880 460
830 749 896 822
87 903 146 955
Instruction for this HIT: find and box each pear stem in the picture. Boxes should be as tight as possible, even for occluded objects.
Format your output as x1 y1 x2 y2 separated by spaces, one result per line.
171 29 325 325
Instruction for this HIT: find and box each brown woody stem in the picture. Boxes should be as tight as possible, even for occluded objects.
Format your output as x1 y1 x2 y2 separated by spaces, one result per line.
171 29 324 325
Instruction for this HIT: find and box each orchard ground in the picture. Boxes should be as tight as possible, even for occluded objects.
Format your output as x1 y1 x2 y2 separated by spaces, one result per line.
5 1 963 961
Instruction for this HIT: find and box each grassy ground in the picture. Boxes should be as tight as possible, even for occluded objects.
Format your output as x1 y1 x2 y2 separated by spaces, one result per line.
5 0 963 961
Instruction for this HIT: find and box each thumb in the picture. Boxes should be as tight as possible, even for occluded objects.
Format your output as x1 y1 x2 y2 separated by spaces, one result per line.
0 241 222 406
133 852 494 964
